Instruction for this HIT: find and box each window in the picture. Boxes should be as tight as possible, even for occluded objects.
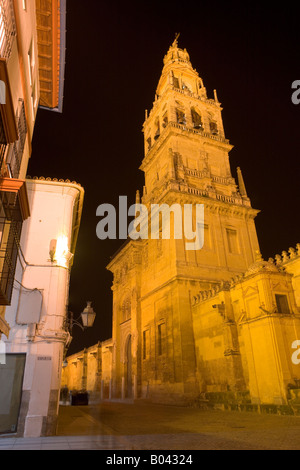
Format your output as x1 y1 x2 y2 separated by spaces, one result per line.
162 112 168 128
210 121 218 135
28 42 35 87
0 59 18 145
0 0 16 60
31 88 37 118
157 323 166 356
0 4 5 54
176 109 186 125
143 330 150 360
173 76 180 89
154 118 160 141
122 298 131 322
275 294 290 314
191 108 203 129
226 228 239 254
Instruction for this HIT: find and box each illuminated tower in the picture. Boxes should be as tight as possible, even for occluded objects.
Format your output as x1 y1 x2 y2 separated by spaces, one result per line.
63 38 300 411
141 35 260 275
107 37 261 403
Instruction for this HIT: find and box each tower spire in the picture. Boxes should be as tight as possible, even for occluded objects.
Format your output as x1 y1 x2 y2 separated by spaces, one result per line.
237 167 248 197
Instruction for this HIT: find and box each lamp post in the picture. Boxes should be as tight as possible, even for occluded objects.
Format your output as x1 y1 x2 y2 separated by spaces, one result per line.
62 302 96 369
68 301 96 334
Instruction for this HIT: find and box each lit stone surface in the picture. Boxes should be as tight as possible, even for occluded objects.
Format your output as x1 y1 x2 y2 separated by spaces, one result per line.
62 39 300 411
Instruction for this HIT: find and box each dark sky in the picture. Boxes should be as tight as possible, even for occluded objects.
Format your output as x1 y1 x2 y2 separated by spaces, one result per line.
28 1 300 355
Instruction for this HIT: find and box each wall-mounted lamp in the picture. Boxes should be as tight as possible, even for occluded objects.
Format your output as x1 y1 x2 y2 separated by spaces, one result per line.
68 301 97 334
49 237 73 267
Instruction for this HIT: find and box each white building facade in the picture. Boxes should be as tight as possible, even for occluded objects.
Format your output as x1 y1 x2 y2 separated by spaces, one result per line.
2 178 84 437
0 0 79 439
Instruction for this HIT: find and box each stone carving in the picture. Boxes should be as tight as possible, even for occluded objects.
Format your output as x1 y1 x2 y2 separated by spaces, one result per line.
282 251 289 263
274 244 300 265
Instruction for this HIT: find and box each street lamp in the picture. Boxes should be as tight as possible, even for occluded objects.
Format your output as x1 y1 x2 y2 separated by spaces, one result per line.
68 301 96 334
80 301 96 328
62 302 96 371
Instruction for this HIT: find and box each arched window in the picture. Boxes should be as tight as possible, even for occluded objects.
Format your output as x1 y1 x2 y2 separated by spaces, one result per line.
162 112 168 128
209 120 218 135
176 108 186 125
172 72 180 89
191 108 203 129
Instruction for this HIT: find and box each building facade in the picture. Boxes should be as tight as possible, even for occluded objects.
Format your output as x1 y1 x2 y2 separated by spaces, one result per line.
62 39 300 413
0 0 66 345
0 1 85 438
3 177 84 437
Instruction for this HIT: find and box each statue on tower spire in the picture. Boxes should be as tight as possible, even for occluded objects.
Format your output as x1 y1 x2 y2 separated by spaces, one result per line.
172 32 180 47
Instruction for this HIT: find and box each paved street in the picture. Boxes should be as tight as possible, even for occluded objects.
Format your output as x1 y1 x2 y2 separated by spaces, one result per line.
1 401 300 450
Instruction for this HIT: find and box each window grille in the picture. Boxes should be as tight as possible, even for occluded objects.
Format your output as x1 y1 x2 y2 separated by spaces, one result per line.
6 99 27 179
0 189 23 305
0 0 16 60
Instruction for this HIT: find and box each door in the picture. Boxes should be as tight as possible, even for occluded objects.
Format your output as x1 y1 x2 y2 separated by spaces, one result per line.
0 353 26 434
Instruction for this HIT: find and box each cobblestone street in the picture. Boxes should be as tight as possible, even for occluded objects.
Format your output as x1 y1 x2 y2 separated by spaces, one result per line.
1 401 300 450
51 401 300 450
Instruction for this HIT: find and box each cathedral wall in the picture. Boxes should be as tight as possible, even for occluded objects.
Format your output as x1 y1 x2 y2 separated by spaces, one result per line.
139 279 199 403
192 292 231 393
192 266 300 406
239 315 300 404
61 341 113 402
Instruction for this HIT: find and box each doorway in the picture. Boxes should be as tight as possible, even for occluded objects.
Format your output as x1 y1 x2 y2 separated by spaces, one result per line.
0 354 26 434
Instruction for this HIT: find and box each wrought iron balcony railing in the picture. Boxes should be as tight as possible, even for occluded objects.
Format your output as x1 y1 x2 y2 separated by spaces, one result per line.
0 189 23 305
6 99 27 178
0 179 30 306
0 0 16 60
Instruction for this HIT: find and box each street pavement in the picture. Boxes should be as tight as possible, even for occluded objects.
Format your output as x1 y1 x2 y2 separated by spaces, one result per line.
1 400 300 450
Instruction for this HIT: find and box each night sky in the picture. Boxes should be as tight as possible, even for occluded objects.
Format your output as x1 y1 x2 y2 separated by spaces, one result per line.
28 1 300 355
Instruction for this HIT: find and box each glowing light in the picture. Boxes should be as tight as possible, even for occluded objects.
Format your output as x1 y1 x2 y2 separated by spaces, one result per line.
55 235 69 268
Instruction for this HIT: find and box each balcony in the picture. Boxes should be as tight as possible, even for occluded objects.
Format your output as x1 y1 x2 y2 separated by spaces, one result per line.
6 99 27 178
0 58 18 146
0 0 16 61
0 178 30 305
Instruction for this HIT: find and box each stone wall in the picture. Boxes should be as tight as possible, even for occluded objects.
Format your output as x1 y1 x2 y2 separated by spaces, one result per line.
61 340 113 403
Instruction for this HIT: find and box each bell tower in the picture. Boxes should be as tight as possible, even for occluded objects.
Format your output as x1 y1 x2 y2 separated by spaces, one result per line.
108 37 261 404
140 36 260 278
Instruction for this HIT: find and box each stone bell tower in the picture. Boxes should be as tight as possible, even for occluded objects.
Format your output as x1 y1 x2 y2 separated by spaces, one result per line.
140 35 260 280
108 37 261 404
